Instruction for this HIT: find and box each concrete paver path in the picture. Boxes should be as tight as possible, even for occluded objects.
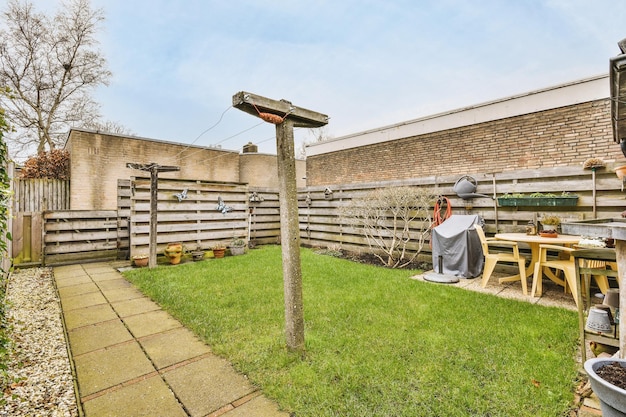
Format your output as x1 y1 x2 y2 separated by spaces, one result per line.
54 262 289 417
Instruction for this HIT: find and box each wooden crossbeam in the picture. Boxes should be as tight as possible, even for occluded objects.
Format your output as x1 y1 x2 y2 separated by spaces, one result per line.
232 91 328 128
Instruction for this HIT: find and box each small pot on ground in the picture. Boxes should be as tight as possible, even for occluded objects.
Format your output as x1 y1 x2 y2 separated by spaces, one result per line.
164 242 183 264
213 246 226 258
191 250 205 261
229 238 247 256
584 358 626 416
132 255 149 267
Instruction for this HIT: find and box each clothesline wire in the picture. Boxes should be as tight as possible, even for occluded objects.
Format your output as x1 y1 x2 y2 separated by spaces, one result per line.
169 105 234 161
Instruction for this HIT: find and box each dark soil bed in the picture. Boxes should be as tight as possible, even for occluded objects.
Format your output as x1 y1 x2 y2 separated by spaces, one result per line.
312 247 432 270
596 362 626 390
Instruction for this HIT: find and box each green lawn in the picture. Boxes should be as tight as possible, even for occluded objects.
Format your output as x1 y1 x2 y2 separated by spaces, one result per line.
123 245 580 417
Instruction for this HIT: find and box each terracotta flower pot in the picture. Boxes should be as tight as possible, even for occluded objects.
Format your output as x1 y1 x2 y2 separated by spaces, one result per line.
213 248 226 258
164 242 183 265
132 255 149 267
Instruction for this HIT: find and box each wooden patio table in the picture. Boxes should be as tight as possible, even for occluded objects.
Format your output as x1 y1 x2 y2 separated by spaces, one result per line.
494 233 581 289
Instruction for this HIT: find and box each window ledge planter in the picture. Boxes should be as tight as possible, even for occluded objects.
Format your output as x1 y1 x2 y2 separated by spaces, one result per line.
497 196 578 207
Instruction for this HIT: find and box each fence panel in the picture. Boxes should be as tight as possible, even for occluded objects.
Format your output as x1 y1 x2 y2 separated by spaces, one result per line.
297 166 624 256
129 178 253 257
43 210 121 265
13 178 69 212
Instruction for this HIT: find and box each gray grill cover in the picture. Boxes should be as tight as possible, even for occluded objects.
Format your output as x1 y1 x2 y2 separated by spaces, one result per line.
431 215 484 278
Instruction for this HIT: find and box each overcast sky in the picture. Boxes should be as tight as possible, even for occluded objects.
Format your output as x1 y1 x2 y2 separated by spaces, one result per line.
29 0 626 155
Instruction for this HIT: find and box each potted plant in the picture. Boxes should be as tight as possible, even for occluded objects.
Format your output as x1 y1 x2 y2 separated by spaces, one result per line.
229 237 246 256
164 242 183 264
497 192 578 207
190 245 205 261
132 254 149 267
212 244 226 259
584 358 626 416
540 215 560 236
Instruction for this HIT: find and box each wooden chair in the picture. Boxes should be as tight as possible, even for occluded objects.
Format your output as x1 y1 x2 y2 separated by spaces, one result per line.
531 244 578 307
474 225 528 294
572 248 620 363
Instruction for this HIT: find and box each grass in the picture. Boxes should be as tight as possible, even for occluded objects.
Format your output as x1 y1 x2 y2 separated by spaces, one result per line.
123 245 580 417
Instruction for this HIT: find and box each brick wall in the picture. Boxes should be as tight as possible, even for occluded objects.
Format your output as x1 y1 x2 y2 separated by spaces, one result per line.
239 153 306 188
306 100 619 186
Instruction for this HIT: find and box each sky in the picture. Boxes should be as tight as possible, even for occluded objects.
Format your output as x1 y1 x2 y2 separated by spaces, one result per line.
25 0 626 157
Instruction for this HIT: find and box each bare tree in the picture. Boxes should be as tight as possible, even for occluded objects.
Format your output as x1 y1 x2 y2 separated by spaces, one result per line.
342 186 438 268
0 0 111 156
297 126 332 159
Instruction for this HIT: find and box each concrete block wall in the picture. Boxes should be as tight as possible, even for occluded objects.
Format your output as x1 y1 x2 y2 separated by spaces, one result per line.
306 100 620 186
66 130 240 210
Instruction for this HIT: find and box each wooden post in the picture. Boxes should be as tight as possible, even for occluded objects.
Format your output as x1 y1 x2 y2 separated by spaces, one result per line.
233 91 328 352
126 163 179 268
616 239 626 358
149 166 158 268
275 118 305 350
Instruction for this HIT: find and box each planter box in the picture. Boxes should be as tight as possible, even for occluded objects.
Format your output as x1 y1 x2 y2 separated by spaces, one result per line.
497 196 578 207
584 358 626 416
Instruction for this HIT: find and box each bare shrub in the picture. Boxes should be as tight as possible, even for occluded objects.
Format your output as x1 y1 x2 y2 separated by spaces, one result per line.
342 186 438 268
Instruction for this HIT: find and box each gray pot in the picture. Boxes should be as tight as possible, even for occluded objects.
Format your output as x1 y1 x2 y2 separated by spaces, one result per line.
584 358 626 417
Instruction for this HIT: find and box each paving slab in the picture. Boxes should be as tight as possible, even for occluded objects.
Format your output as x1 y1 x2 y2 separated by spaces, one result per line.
223 394 290 417
123 309 183 338
58 282 101 298
96 278 132 291
100 286 145 302
82 375 187 417
163 355 257 417
138 327 211 369
90 271 128 282
81 264 117 275
68 320 134 356
54 264 86 277
63 303 119 330
111 297 161 317
55 274 93 288
73 341 156 397
60 291 108 312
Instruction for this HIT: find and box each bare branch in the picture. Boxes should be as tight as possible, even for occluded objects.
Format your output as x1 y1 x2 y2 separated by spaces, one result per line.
0 0 117 157
342 186 438 268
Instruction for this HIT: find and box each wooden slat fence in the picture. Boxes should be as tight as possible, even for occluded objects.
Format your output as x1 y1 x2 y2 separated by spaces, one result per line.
11 177 70 266
296 165 626 256
13 178 69 212
129 178 252 257
43 210 123 265
9 164 626 266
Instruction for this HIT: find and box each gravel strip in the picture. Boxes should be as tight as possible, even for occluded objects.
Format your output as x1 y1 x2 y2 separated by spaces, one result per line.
1 267 78 417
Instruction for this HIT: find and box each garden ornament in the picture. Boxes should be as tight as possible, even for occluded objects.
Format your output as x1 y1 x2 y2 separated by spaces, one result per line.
453 175 491 200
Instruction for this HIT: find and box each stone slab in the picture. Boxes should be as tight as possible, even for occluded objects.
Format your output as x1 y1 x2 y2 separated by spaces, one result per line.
89 271 126 282
60 291 108 311
82 375 187 417
74 341 155 397
101 287 145 302
123 310 182 338
68 319 133 356
58 282 100 298
223 395 291 417
96 278 132 291
163 356 256 417
111 297 161 318
63 304 119 330
139 327 211 369
55 274 92 288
